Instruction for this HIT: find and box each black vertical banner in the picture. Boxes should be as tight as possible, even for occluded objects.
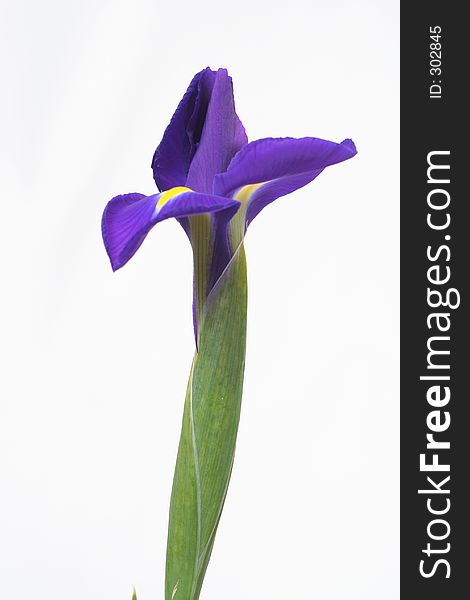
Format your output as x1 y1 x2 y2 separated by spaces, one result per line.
401 3 468 600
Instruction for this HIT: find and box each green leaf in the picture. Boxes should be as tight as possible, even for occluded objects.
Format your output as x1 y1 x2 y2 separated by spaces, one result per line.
132 588 137 600
165 245 248 600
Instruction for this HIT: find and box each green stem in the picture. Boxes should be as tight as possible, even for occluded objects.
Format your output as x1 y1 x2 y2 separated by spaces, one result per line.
165 243 248 600
189 215 213 331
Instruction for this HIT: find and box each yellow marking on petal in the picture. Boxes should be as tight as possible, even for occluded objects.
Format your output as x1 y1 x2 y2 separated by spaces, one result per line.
157 186 192 209
234 182 265 203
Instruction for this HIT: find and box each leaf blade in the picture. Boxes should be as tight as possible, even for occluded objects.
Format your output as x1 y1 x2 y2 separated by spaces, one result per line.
165 246 247 600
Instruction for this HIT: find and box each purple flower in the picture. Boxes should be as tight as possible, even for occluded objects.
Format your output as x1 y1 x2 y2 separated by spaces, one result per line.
102 69 357 600
102 67 356 327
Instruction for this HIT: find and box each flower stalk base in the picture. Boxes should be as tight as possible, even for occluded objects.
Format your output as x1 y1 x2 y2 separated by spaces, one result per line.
165 245 248 600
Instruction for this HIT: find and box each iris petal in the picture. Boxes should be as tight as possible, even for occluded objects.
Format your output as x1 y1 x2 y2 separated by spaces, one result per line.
151 68 216 192
102 189 240 271
214 137 357 227
186 69 247 193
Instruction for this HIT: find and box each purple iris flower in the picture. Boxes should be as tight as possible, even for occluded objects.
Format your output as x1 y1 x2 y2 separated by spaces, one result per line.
102 67 356 332
102 68 357 600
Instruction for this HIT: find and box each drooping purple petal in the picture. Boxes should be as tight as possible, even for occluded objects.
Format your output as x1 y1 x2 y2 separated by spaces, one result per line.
151 68 216 192
213 137 357 227
186 69 247 194
102 190 240 271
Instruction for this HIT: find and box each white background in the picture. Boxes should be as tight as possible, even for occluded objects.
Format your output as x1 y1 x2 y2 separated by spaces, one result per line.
0 1 399 598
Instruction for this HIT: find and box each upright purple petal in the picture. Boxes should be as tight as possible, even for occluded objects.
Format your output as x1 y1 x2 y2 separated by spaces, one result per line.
102 189 240 271
213 137 357 227
186 69 248 193
151 68 216 192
